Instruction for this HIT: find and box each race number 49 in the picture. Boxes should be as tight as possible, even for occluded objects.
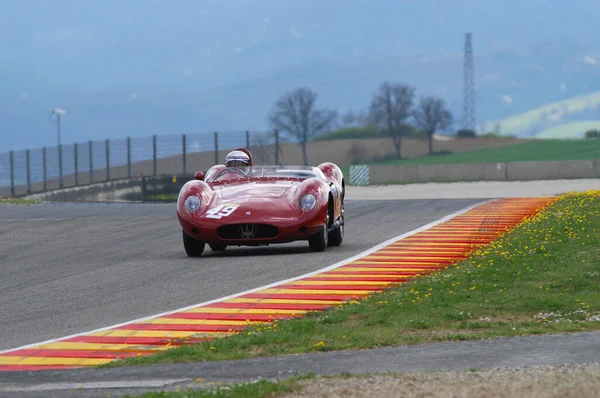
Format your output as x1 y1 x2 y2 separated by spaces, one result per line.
205 204 239 219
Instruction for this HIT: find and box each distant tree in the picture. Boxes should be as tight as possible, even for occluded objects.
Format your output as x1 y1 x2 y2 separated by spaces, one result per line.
368 81 415 158
494 123 502 135
250 131 275 165
268 87 337 166
585 129 600 138
456 129 477 138
412 96 453 155
341 109 368 128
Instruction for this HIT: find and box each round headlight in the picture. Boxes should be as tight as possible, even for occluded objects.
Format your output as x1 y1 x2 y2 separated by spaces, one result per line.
300 193 317 211
184 195 201 213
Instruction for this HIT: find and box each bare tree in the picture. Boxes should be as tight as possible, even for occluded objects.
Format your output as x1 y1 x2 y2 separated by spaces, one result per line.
268 87 337 166
368 81 415 159
341 109 368 128
413 96 453 155
250 131 275 165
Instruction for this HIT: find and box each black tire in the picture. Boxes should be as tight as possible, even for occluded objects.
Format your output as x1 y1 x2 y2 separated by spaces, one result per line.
308 215 329 252
328 211 344 247
209 244 227 251
183 230 205 257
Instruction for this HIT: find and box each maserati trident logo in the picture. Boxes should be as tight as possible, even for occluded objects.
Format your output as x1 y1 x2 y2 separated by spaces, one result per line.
238 224 258 239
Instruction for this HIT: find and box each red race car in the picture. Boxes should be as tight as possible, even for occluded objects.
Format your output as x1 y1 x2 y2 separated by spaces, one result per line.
176 147 345 257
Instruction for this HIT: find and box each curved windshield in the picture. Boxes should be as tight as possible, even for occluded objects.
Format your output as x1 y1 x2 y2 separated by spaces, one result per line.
250 165 325 179
212 165 325 181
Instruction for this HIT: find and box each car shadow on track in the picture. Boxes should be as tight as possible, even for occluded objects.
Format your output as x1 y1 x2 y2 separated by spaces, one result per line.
162 239 364 260
203 245 317 257
200 242 363 259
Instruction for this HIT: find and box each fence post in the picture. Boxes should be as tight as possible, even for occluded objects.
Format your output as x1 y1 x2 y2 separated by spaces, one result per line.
105 139 110 181
141 176 146 203
74 143 79 186
127 136 131 178
214 132 219 164
42 147 47 192
9 150 14 197
58 144 63 188
26 149 31 194
153 135 157 176
182 134 187 175
89 140 94 184
274 129 279 165
246 130 250 149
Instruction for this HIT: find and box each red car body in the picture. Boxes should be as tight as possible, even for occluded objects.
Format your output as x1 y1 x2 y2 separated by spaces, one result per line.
176 148 345 257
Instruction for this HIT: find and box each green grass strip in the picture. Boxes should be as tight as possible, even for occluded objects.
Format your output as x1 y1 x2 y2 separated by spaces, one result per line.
0 197 40 204
145 193 178 201
103 190 600 368
122 377 308 398
371 139 600 166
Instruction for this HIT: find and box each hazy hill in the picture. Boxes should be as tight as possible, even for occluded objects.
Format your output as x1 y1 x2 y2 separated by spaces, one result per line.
491 91 600 138
3 0 600 151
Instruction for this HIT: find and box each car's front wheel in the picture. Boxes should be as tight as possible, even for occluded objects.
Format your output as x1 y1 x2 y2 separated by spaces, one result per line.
328 211 344 247
183 230 205 257
309 214 329 252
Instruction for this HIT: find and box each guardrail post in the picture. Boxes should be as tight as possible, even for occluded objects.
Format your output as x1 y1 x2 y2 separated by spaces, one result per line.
127 136 131 178
141 176 146 203
246 130 250 149
153 135 157 176
214 132 219 164
42 147 47 192
58 144 63 188
105 139 110 181
274 129 279 165
182 134 187 175
26 149 31 194
89 140 94 184
9 150 14 197
74 143 79 186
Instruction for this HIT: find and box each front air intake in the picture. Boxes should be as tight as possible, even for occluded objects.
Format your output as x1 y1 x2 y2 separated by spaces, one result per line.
217 224 279 240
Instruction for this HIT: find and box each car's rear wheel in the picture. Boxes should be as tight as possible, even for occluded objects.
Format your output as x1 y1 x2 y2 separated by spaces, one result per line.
183 230 205 257
309 214 329 252
328 210 344 247
209 244 227 251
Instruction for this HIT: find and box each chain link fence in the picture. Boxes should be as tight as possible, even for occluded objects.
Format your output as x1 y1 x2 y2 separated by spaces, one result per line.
0 130 282 197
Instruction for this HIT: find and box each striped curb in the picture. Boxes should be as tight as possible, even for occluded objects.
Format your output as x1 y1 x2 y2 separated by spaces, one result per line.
0 197 556 371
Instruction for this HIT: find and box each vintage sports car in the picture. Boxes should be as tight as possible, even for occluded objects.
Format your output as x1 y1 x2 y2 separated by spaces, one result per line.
176 148 345 257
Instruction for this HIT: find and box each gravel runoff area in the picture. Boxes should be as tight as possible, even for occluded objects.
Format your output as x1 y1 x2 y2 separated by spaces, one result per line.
346 178 600 200
285 363 600 398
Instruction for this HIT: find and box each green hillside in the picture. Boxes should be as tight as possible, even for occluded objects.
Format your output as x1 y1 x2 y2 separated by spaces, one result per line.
371 139 600 166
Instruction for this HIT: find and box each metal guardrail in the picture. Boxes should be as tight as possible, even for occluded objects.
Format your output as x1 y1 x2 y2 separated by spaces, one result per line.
351 160 600 185
0 130 282 197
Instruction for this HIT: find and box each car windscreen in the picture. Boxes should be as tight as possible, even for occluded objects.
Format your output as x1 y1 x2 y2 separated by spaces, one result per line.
248 166 324 179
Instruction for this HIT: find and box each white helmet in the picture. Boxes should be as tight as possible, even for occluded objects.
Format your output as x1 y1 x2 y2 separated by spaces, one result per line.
225 150 250 167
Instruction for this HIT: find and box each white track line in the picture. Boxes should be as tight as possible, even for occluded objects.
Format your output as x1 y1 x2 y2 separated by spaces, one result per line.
0 199 494 356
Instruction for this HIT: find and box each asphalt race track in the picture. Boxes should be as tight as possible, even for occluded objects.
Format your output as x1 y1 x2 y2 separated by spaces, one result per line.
0 199 482 352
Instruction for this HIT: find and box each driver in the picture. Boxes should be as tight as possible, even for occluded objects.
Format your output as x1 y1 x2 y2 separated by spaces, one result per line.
224 150 250 168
